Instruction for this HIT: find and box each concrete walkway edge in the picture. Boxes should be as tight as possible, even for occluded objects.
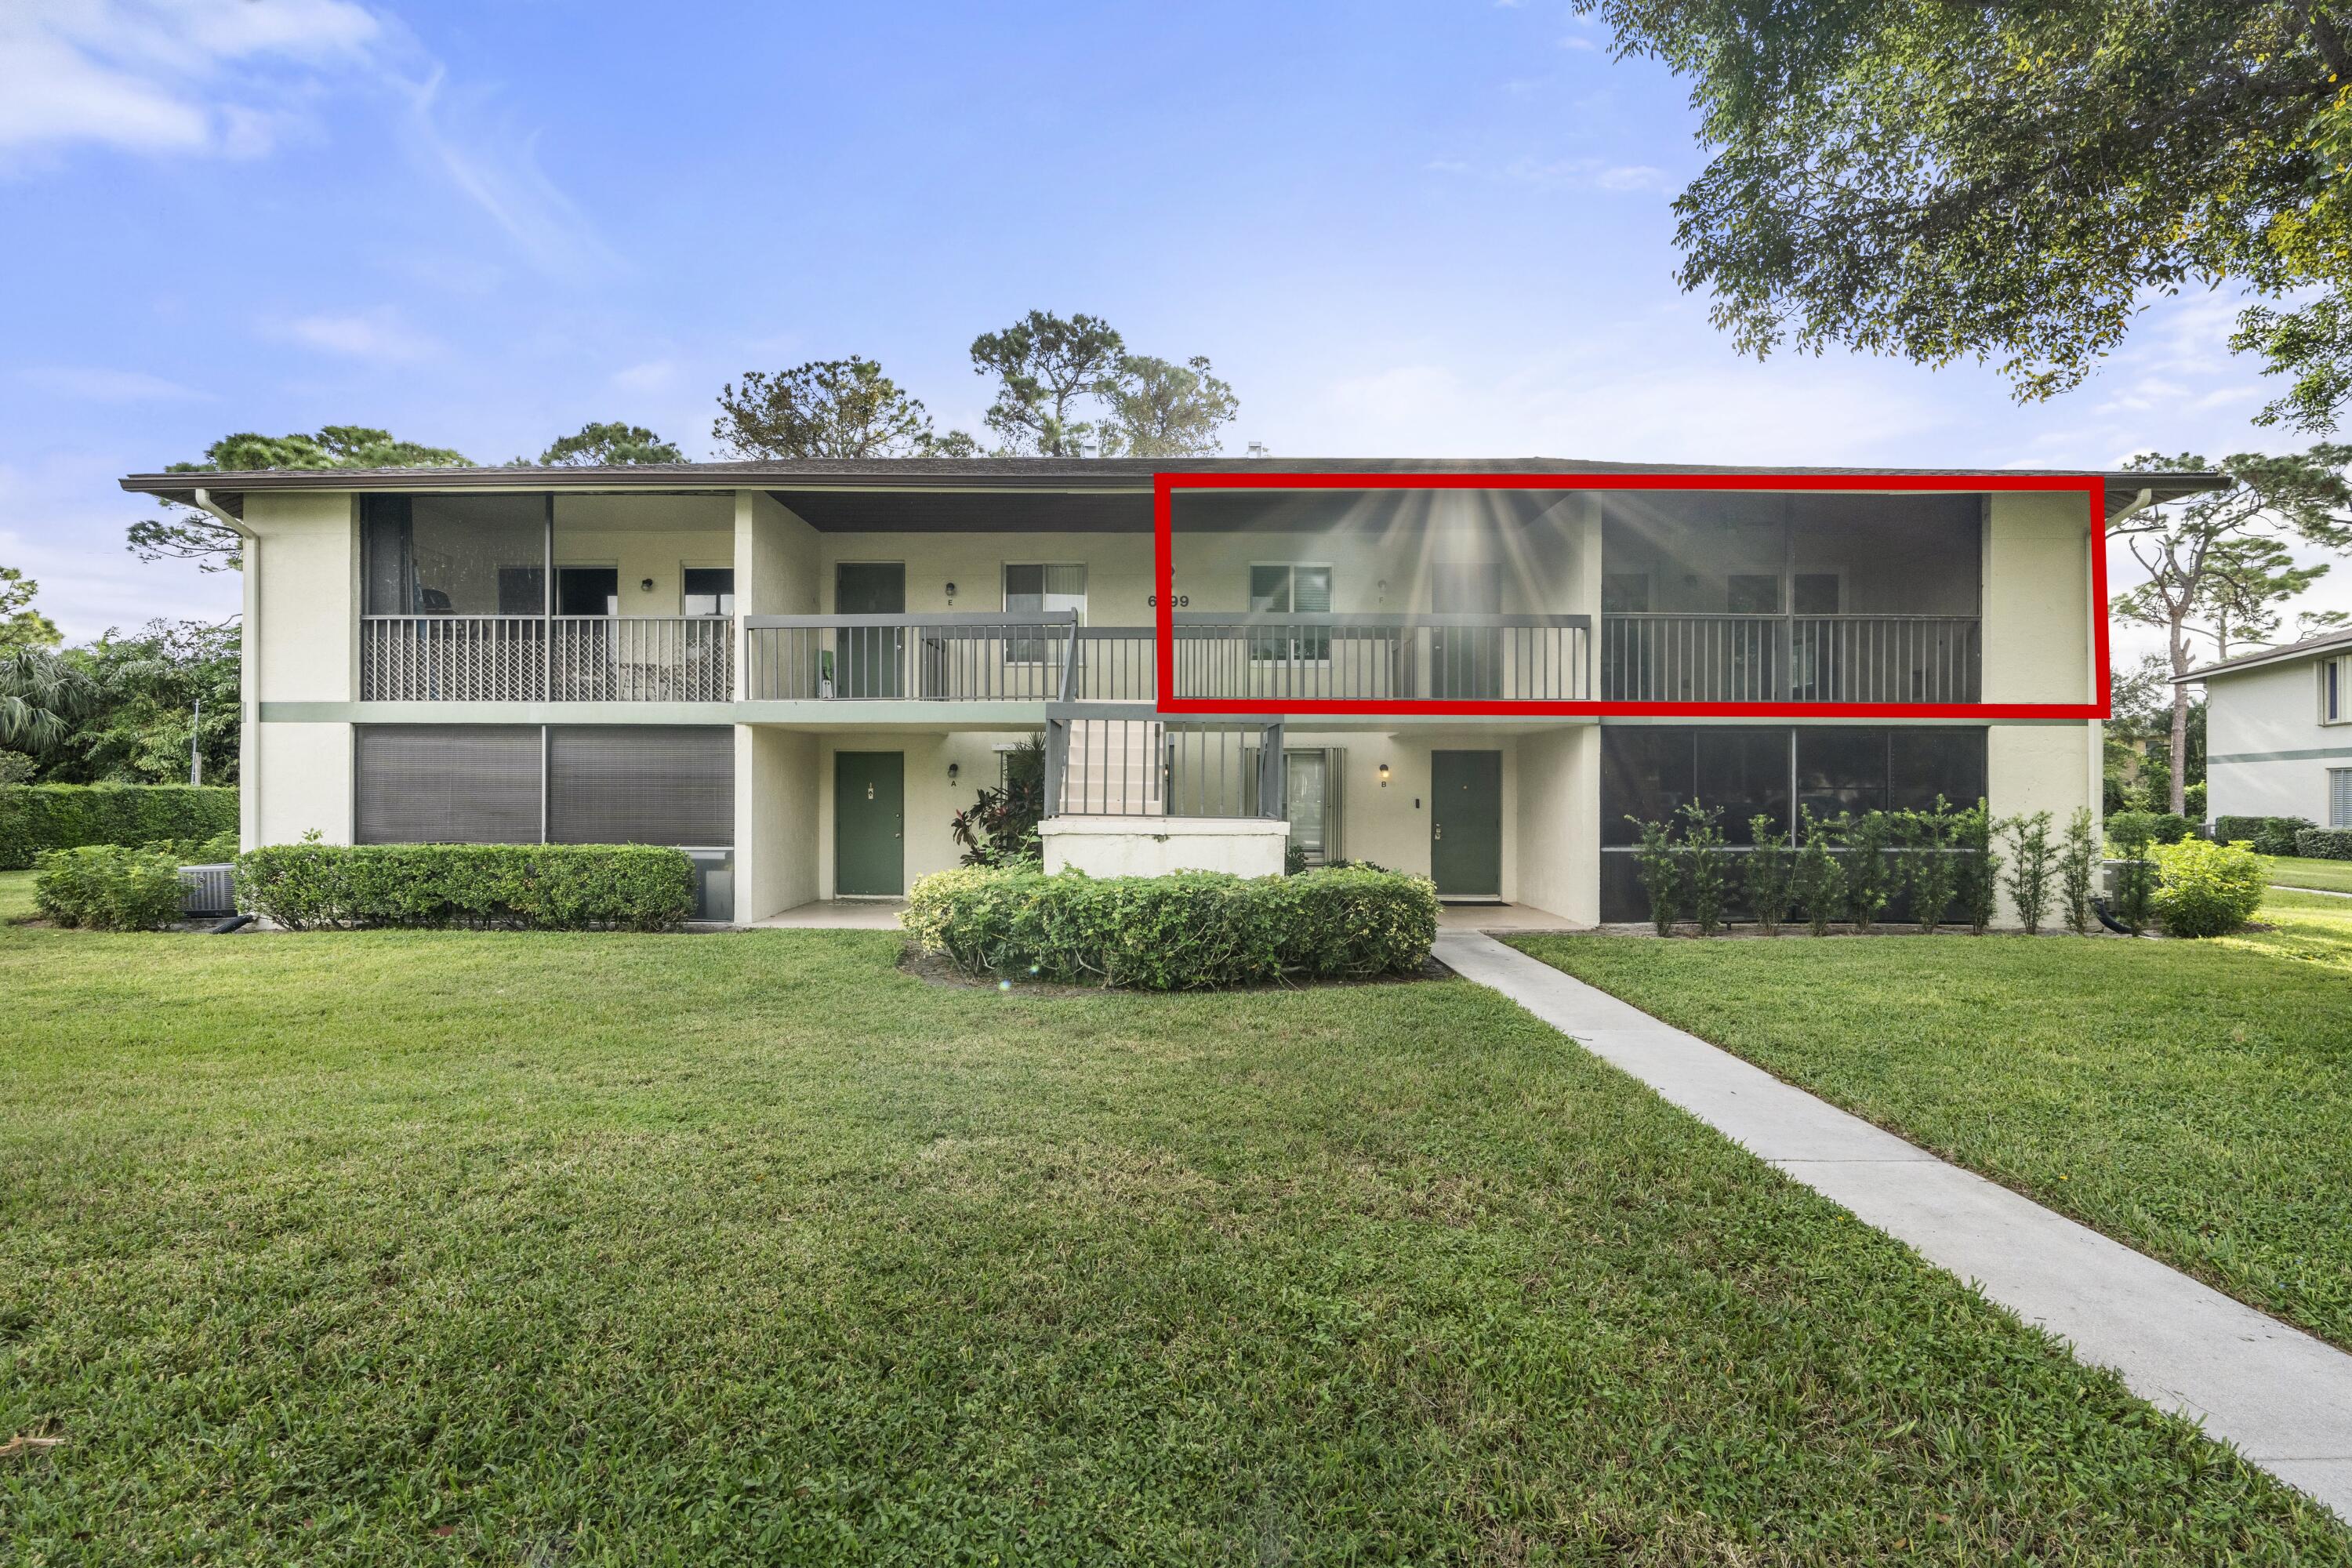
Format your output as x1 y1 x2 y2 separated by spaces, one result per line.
1434 931 2352 1519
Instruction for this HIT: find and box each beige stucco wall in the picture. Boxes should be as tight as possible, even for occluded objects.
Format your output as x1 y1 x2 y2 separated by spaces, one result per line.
1986 720 2101 924
248 491 359 705
2205 659 2351 823
1512 724 1598 923
737 490 822 615
735 724 819 921
1042 816 1288 877
250 721 351 848
1983 492 2095 704
815 731 1026 898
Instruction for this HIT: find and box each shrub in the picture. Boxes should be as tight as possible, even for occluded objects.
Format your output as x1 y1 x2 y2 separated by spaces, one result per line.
902 865 1438 990
1677 802 1730 937
2105 813 2159 937
2184 780 2207 821
141 831 240 863
33 845 187 931
1793 808 1845 937
1744 815 1795 936
0 783 239 869
1952 800 2000 935
2108 809 2197 850
2150 838 2267 938
2002 811 2056 935
1842 810 1895 934
1627 815 1681 935
2295 827 2352 861
0 751 34 786
2214 815 2315 856
950 735 1046 867
236 844 695 931
1898 800 1961 935
2057 807 2100 936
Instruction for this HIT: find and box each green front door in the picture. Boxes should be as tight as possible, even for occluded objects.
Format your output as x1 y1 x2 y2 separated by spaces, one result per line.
835 752 904 895
835 563 906 699
1430 750 1502 898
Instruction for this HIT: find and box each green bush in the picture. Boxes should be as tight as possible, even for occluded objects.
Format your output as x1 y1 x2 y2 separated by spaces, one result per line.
2107 810 2198 850
2294 827 2352 861
236 844 695 931
2149 837 2267 938
2212 815 2310 855
903 865 1439 990
0 784 239 869
2104 814 2159 936
140 831 241 863
33 845 187 931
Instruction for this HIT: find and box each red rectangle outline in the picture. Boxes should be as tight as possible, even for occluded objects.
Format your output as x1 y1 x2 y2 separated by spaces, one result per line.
1152 471 2109 720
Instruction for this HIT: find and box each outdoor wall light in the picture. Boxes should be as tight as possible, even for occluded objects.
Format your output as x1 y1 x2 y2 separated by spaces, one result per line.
640 577 655 593
945 581 957 602
948 761 960 786
1377 762 1391 787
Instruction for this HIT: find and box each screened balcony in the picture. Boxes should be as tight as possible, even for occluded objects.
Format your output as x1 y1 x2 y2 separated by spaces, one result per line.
358 493 736 702
1597 492 1983 705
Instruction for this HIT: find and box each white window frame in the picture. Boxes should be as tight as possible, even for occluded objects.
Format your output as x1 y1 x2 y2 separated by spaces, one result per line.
2324 655 2350 726
2332 767 2352 828
680 562 734 619
1002 563 1086 665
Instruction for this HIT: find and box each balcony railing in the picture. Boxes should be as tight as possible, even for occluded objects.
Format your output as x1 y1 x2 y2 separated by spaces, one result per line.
1043 702 1285 818
361 615 735 702
746 613 1085 701
1601 615 1980 704
1171 613 1591 703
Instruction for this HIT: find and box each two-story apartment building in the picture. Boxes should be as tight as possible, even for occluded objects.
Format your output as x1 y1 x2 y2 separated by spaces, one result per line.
119 458 2223 925
2187 627 2352 830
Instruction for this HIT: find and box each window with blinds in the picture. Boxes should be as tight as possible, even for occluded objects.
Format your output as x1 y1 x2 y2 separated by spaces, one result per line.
356 725 543 844
1004 564 1084 664
546 726 734 847
2332 768 2351 829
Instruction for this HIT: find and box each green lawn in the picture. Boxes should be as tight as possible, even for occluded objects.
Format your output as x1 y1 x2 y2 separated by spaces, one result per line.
2 927 2343 1562
2269 855 2352 895
1512 894 2352 1369
0 869 35 922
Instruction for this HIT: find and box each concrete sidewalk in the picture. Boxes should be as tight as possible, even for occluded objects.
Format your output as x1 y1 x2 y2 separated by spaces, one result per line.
1436 931 2352 1519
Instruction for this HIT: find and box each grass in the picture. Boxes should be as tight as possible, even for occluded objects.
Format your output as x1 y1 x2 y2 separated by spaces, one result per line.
0 869 36 922
2 925 2344 1563
2268 854 2352 895
1511 894 2352 1368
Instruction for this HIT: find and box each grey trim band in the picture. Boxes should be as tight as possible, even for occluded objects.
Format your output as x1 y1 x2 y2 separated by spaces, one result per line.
2209 745 2352 764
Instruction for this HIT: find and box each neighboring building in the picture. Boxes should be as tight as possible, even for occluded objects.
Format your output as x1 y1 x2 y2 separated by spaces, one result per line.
2184 627 2352 830
118 458 2221 924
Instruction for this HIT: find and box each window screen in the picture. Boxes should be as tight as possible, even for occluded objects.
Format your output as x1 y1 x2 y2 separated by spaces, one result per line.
2332 768 2351 828
356 725 543 844
361 494 546 616
547 726 733 846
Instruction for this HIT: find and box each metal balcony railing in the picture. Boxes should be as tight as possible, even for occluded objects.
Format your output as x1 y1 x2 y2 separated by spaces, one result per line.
746 613 1083 701
361 615 735 702
1042 702 1286 819
1600 614 1980 705
1169 613 1592 704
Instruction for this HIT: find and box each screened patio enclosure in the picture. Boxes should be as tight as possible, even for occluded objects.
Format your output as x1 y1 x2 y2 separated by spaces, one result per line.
359 494 738 702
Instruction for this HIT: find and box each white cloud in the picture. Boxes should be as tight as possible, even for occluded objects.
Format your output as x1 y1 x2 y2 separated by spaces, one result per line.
1428 154 1675 194
1559 35 1597 50
277 309 437 360
403 69 622 283
0 0 379 162
19 367 207 402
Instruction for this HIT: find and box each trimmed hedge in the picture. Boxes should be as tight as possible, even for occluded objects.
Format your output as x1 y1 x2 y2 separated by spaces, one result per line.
236 844 696 931
2105 810 2197 849
2297 827 2352 861
0 784 239 869
2215 815 2315 856
143 831 241 864
33 845 187 931
904 865 1439 990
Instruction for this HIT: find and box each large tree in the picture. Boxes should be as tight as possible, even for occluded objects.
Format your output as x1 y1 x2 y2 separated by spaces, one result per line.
53 619 241 786
533 422 684 466
1577 2 2352 426
712 358 962 459
1 567 60 651
970 311 1130 456
969 312 1243 456
129 426 473 573
2111 448 2352 813
1102 354 1240 457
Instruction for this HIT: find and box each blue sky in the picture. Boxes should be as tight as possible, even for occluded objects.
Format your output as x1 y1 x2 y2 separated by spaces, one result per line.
2 0 2340 655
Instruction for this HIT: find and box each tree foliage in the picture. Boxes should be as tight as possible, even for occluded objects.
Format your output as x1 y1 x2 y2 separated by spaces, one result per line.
0 648 100 758
968 312 1240 456
2110 448 2352 812
534 422 684 466
1577 2 2352 424
1 567 60 651
713 357 962 458
130 426 474 573
1104 354 1240 457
